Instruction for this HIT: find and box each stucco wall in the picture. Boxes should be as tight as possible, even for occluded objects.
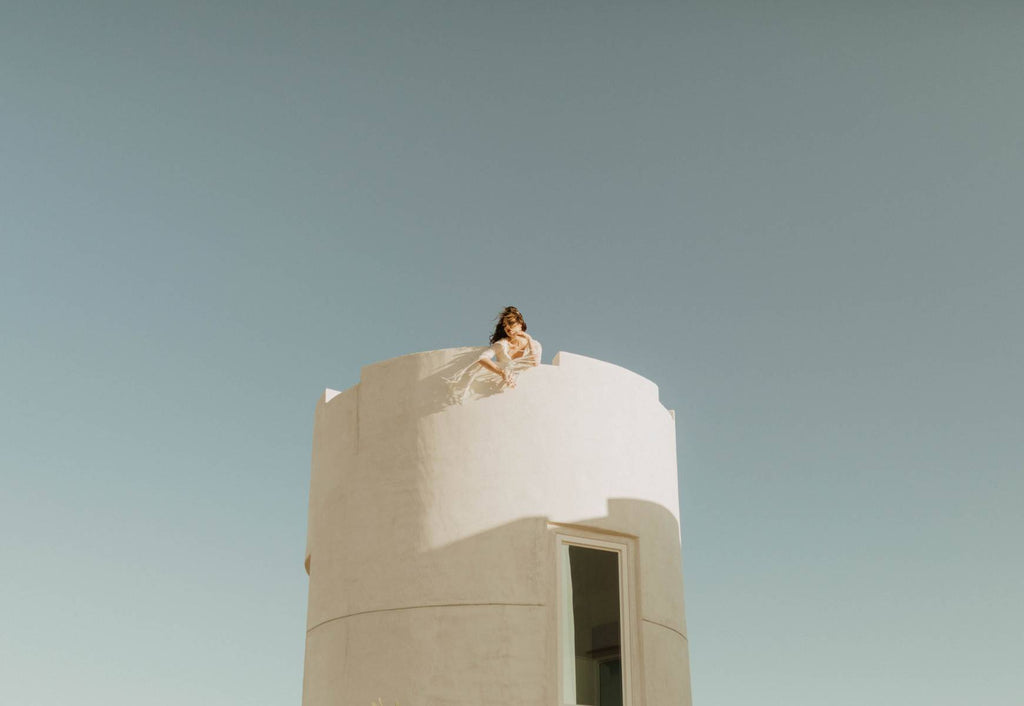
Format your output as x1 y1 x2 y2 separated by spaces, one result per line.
303 348 690 706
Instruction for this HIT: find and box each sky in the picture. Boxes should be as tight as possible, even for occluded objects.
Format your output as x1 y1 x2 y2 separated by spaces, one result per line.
2 1 1022 705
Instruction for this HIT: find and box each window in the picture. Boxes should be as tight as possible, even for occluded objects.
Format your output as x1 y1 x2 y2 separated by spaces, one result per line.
558 534 635 706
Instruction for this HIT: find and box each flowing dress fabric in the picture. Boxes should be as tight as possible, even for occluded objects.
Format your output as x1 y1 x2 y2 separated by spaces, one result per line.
445 336 542 405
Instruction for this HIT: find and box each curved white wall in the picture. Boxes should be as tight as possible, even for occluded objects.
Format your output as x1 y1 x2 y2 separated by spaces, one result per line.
303 348 691 706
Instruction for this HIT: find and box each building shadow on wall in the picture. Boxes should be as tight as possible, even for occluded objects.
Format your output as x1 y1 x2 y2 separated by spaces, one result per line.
403 498 685 612
310 498 684 624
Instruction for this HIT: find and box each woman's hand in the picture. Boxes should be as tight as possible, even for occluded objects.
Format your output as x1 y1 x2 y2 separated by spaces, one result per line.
500 368 517 389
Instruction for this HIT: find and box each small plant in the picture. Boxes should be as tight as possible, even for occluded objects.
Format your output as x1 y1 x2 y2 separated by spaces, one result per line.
370 699 398 706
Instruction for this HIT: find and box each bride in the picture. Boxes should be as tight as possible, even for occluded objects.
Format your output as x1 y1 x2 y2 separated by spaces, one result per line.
446 306 542 403
477 306 542 389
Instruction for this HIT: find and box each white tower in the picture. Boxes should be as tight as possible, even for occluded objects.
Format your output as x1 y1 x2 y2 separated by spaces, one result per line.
302 348 691 706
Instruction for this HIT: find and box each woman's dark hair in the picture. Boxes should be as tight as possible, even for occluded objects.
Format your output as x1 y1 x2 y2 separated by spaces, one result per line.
489 306 527 344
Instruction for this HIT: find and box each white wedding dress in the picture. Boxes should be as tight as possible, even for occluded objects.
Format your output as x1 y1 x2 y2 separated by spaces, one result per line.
445 335 542 404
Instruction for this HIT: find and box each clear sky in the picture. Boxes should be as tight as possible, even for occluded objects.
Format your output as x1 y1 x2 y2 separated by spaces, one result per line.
2 2 1022 705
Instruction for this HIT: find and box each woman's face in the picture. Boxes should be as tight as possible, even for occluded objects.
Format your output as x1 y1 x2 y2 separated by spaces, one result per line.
504 320 524 338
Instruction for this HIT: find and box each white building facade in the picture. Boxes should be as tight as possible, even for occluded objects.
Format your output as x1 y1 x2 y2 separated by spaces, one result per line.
302 348 692 706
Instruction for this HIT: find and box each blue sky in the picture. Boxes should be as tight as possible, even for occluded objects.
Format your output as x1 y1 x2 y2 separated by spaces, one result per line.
2 2 1022 704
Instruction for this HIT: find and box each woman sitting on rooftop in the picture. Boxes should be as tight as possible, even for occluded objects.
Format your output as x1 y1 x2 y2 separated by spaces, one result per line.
476 305 542 389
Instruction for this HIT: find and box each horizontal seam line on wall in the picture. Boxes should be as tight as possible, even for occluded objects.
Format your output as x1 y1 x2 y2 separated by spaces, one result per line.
307 602 545 634
642 618 688 642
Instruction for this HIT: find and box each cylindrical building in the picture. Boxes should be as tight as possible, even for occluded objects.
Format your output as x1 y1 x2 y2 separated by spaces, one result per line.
302 348 691 706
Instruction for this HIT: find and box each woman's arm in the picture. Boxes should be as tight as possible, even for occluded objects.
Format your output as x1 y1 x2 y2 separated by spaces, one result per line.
478 343 515 386
529 337 542 366
478 356 503 376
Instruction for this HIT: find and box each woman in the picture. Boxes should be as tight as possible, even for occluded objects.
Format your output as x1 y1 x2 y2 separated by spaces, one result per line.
446 306 542 403
476 306 542 389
